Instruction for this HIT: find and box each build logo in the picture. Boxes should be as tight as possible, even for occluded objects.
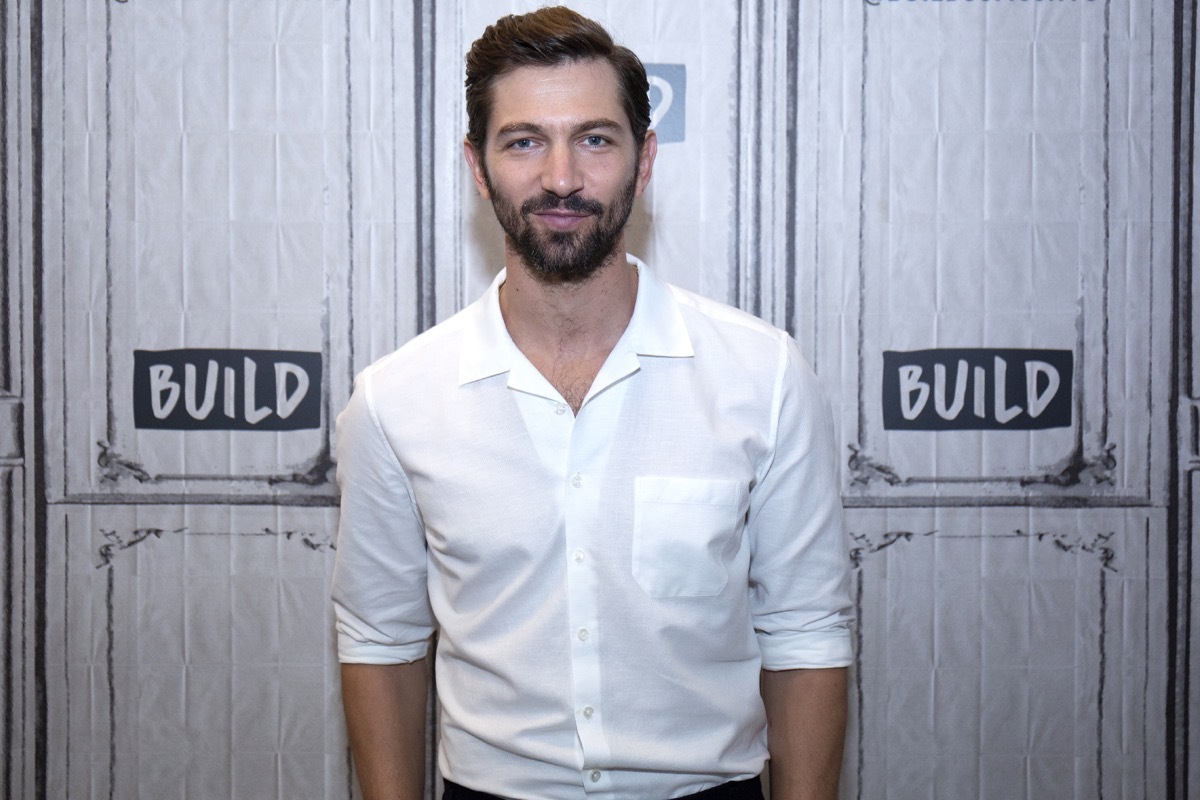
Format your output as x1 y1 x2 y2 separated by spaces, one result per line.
882 348 1072 431
133 349 321 431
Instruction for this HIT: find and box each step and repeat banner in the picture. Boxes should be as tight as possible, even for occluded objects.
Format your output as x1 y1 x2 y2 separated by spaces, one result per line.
3 0 1194 797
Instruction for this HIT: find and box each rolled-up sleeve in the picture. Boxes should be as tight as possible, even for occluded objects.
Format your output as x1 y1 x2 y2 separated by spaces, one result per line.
747 339 854 670
331 371 434 664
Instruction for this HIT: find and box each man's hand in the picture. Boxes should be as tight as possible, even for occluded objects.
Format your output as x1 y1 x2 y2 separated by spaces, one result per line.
341 659 430 800
761 666 848 800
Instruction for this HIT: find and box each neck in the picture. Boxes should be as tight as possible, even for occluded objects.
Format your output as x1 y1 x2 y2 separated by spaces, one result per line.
499 247 639 355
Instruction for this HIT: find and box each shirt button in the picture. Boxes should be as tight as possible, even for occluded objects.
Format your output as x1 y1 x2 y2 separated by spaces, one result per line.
570 473 582 488
589 770 601 783
582 706 594 719
554 402 567 415
573 549 585 563
577 628 589 641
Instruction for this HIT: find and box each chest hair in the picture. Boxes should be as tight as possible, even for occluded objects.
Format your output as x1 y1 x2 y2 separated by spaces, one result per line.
543 355 606 415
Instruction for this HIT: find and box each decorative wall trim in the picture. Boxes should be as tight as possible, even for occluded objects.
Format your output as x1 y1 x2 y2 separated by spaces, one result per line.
1169 0 1198 793
0 0 13 398
2 468 19 798
731 0 798 331
414 0 437 335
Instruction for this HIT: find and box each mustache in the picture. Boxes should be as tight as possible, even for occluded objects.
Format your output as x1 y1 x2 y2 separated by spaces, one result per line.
520 192 604 216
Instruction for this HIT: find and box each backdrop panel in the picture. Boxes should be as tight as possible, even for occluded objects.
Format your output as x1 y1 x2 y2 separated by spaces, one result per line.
825 1 1173 505
41 0 367 503
844 505 1168 800
42 504 347 800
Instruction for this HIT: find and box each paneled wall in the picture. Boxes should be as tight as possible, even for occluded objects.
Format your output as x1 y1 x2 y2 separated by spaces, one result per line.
2 1 1195 798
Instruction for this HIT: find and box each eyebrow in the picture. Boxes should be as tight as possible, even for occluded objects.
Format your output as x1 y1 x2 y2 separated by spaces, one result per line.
493 118 626 140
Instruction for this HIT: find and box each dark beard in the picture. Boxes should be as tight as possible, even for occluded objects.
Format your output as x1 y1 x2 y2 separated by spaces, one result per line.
485 168 638 284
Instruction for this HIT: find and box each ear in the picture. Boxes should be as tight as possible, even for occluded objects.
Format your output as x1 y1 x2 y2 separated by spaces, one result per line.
634 129 658 197
463 139 491 199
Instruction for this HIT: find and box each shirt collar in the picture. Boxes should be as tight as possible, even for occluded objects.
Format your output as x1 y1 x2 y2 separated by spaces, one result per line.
457 255 694 388
457 269 512 386
615 255 694 359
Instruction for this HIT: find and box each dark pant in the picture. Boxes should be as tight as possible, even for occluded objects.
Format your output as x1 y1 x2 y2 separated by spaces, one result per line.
442 775 764 800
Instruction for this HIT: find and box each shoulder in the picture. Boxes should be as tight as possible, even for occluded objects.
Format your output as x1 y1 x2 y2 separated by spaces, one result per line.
355 300 478 394
658 279 826 409
662 282 801 386
337 302 484 464
666 283 790 349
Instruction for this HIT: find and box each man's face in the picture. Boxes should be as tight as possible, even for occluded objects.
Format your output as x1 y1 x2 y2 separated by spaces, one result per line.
464 59 656 283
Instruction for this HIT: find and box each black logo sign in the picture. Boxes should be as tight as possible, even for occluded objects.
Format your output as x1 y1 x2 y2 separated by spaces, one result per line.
882 349 1072 430
133 349 321 431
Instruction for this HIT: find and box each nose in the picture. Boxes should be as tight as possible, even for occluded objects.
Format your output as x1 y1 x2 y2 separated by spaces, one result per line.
541 143 584 198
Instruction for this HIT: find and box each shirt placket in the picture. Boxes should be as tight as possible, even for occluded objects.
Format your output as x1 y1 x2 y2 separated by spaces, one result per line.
562 399 616 794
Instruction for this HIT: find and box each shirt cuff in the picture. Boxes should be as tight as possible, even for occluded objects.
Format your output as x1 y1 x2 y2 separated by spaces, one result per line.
757 628 854 671
337 632 431 665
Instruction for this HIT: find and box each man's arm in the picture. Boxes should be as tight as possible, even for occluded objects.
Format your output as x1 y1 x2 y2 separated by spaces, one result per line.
341 659 430 800
761 666 848 800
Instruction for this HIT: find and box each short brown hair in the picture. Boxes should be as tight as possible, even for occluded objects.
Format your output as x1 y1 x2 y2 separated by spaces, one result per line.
464 7 651 154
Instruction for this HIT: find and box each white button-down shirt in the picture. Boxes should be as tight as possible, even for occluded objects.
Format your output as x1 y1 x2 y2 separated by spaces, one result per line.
332 257 853 800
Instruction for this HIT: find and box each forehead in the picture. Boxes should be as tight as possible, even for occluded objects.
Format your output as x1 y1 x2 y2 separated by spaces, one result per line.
487 59 628 136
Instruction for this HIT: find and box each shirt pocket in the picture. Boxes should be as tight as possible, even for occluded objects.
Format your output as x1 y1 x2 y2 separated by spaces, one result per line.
632 476 744 598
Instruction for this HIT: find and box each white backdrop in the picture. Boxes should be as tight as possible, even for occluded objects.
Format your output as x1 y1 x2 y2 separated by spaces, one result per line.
2 0 1197 798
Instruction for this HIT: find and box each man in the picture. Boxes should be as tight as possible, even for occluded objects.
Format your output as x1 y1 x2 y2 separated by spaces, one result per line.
332 7 853 800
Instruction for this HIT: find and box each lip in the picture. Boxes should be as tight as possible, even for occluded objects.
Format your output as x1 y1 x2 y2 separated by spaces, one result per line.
532 210 591 230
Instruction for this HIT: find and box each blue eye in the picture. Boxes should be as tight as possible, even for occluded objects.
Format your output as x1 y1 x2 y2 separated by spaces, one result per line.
512 138 534 149
584 135 606 147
